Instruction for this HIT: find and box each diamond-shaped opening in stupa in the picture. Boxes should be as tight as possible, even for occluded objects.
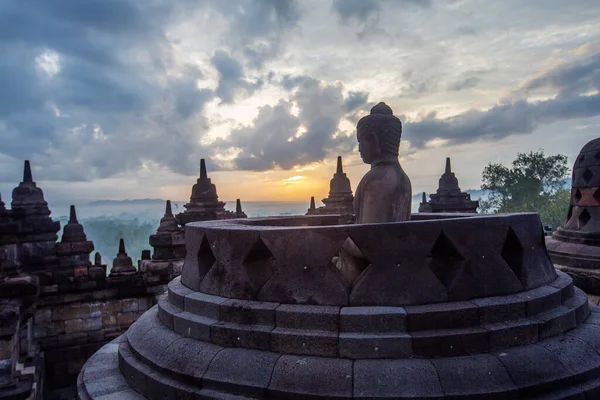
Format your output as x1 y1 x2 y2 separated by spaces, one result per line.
574 189 582 204
197 235 216 273
242 237 275 295
428 231 465 290
583 168 594 184
593 188 600 205
578 208 591 229
330 237 371 288
501 227 524 281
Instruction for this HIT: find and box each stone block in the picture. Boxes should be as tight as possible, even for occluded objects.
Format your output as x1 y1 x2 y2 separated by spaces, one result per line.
88 266 106 281
84 317 103 332
549 271 575 302
203 348 279 398
167 277 193 310
210 322 272 350
65 319 84 334
220 299 278 326
103 300 122 314
340 306 406 333
517 285 562 317
405 301 479 331
494 344 572 396
184 291 226 319
485 319 539 350
271 328 338 356
275 304 338 331
354 358 443 399
539 335 600 382
269 355 353 399
339 332 412 359
137 297 153 312
535 306 577 339
35 308 52 323
56 303 91 321
122 299 139 313
432 354 518 397
173 311 214 341
471 293 527 324
156 337 220 378
74 265 89 281
117 312 134 326
412 327 489 357
103 315 117 326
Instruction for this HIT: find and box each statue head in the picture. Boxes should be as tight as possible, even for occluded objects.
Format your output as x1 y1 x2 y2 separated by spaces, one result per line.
356 102 402 164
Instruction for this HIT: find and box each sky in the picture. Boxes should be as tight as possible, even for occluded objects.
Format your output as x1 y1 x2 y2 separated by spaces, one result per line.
1 0 600 208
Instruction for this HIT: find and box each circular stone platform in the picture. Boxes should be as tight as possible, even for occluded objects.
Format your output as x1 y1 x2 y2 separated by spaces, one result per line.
79 213 600 399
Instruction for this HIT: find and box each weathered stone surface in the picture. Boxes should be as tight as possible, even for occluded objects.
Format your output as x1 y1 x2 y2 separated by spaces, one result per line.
354 358 443 399
203 348 279 397
269 355 353 399
340 306 406 333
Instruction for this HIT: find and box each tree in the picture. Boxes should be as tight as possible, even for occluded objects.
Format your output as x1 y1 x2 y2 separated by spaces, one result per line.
480 150 570 229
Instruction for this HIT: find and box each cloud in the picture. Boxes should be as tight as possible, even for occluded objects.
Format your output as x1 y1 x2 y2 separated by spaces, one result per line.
211 50 263 103
212 77 361 171
0 0 297 182
520 52 600 98
404 53 600 148
448 77 481 91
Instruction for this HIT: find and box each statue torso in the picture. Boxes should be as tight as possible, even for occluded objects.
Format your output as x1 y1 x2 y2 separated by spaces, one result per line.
354 161 412 224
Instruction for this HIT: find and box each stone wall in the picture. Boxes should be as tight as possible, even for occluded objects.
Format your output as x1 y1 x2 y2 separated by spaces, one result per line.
33 284 167 388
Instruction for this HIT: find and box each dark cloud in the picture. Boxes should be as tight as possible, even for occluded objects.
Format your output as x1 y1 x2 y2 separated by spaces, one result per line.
520 52 600 98
448 77 481 91
344 91 370 112
213 78 359 171
0 0 298 183
332 0 431 22
212 50 263 104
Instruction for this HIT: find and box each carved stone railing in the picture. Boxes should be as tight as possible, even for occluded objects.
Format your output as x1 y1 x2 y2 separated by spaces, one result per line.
181 213 557 306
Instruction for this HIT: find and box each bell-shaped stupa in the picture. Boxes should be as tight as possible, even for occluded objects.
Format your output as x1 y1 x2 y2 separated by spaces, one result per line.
420 158 479 213
56 205 95 282
11 160 60 239
307 156 354 215
547 137 600 294
109 239 137 277
145 200 185 283
176 159 233 226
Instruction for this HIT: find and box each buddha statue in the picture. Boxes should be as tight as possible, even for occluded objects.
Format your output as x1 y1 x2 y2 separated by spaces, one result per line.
354 102 412 223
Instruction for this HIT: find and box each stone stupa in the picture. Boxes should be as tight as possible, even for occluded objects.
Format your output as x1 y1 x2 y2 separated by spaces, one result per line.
10 160 60 282
55 205 95 282
419 157 479 213
144 200 185 283
176 159 233 226
547 137 600 296
79 103 600 400
109 239 137 277
307 156 354 215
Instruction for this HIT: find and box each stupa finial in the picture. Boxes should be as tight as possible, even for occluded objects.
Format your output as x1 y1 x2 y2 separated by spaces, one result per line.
69 205 77 223
422 192 427 203
310 196 316 210
23 160 33 183
118 238 126 255
336 156 344 175
165 200 173 216
200 159 207 180
236 199 242 214
445 157 452 174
